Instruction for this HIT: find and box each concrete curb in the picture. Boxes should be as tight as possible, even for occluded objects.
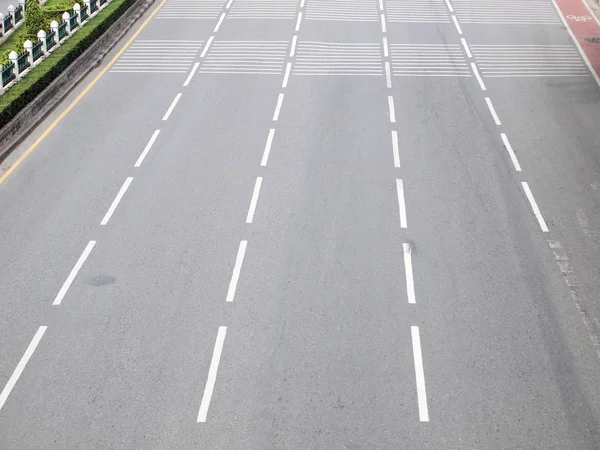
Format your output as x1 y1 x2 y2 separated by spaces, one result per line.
0 0 157 164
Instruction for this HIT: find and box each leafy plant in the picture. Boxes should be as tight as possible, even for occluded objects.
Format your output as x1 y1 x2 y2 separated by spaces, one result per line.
25 0 46 38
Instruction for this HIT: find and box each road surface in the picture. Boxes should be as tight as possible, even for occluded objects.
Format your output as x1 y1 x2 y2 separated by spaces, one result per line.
1 0 600 448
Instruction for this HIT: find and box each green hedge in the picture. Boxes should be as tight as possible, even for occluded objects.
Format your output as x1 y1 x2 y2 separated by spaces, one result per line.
0 0 135 129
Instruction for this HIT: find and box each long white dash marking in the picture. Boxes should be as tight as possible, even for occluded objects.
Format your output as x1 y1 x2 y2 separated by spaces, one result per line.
460 38 472 58
391 130 400 167
403 243 416 304
163 93 182 121
226 241 247 302
452 15 462 34
522 182 549 232
295 12 302 31
471 63 486 91
385 61 392 88
261 129 275 166
101 177 133 225
485 97 501 125
183 62 200 87
383 37 389 57
0 326 47 412
273 94 284 121
411 326 430 422
290 35 298 57
381 14 387 32
53 241 96 305
444 0 454 12
388 95 396 123
226 0 233 8
197 326 227 422
379 0 383 10
200 36 214 58
396 179 407 228
135 130 161 167
246 177 263 223
214 13 226 32
282 62 292 87
500 133 522 172
300 0 305 6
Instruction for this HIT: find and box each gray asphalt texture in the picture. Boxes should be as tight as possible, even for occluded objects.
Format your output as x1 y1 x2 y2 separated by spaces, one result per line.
2 0 600 448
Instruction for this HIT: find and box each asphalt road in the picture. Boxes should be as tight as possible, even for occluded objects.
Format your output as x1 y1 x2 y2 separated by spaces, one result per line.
1 0 600 448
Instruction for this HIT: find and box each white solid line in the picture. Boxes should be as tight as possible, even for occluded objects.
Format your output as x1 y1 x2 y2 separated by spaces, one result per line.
214 13 226 32
388 95 396 123
551 0 600 87
485 97 501 125
396 179 407 228
381 14 387 32
0 326 47 413
261 129 275 166
53 241 96 305
290 35 298 57
383 37 389 57
246 177 263 223
391 130 400 167
226 241 247 302
282 62 292 87
163 93 182 121
101 177 133 225
461 38 472 58
403 243 416 304
500 133 522 172
385 62 392 88
197 326 227 423
135 130 161 168
226 0 233 8
471 63 486 91
452 15 462 34
295 12 302 31
200 36 214 58
273 94 284 121
183 62 200 86
444 0 454 12
411 326 430 422
522 182 549 232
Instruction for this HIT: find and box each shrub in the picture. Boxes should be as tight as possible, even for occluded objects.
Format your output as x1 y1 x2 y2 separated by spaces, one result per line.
25 0 46 38
0 0 135 128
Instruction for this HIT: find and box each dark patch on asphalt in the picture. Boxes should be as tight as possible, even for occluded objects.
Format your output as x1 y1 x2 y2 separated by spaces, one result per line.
89 275 116 286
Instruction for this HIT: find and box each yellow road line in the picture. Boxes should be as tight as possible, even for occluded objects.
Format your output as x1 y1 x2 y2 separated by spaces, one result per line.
0 0 168 184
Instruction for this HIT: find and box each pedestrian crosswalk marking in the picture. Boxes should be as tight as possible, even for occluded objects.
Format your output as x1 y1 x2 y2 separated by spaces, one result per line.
228 0 298 19
155 0 224 19
199 41 289 74
385 0 450 23
305 0 379 21
111 40 204 73
471 45 588 77
293 41 382 75
391 44 470 76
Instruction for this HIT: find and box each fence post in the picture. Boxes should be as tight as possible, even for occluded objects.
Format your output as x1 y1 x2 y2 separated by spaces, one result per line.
0 14 4 36
23 39 32 68
9 51 18 80
38 30 47 55
18 0 24 14
83 0 90 20
61 11 70 35
7 5 14 27
73 3 81 25
50 20 59 46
